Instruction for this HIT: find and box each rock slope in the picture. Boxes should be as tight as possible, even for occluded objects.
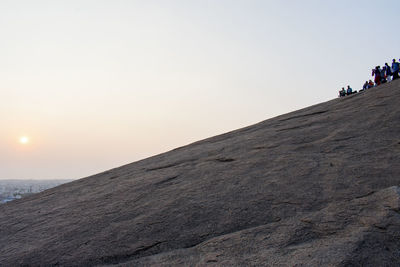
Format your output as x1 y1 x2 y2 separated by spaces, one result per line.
1 81 400 266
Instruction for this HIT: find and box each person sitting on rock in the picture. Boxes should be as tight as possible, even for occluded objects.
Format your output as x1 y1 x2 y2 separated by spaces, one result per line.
339 87 346 97
368 80 374 88
346 85 354 95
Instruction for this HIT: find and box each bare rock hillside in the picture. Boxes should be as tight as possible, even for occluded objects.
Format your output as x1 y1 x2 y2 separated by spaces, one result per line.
1 81 400 266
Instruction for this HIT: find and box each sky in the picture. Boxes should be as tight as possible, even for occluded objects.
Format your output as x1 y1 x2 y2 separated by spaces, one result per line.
1 0 399 180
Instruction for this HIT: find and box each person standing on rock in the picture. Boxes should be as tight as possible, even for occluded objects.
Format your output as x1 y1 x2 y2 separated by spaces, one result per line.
381 66 387 84
391 59 399 80
372 66 382 86
385 62 392 82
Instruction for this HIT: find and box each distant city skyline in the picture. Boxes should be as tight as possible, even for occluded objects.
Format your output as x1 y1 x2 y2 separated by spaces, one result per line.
1 0 400 180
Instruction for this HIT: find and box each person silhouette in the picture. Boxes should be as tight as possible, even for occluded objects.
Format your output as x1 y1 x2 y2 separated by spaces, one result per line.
362 81 368 91
392 59 399 80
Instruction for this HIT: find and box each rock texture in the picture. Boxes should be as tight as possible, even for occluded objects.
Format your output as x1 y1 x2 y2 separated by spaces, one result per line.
1 81 400 266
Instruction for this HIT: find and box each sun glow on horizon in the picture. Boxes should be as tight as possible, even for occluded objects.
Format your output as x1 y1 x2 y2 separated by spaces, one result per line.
19 136 29 145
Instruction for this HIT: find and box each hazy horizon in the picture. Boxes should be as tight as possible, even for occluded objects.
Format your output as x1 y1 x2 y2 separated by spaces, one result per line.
2 0 400 180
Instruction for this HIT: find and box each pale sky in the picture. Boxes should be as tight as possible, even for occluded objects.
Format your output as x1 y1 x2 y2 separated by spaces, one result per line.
1 0 399 180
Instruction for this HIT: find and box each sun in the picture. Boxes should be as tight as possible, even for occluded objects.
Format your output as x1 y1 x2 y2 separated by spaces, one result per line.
19 136 29 144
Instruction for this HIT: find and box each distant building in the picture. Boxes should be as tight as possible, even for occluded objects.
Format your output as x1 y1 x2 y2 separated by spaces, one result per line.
0 179 72 204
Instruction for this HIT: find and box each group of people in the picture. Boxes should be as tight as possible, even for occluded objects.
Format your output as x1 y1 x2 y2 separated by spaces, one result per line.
339 85 355 97
339 58 399 97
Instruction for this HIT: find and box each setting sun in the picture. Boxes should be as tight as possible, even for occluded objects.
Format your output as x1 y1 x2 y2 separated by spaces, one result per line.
19 136 29 144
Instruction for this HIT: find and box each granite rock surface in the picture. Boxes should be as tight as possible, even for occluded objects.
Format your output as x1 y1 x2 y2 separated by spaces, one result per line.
1 81 400 266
